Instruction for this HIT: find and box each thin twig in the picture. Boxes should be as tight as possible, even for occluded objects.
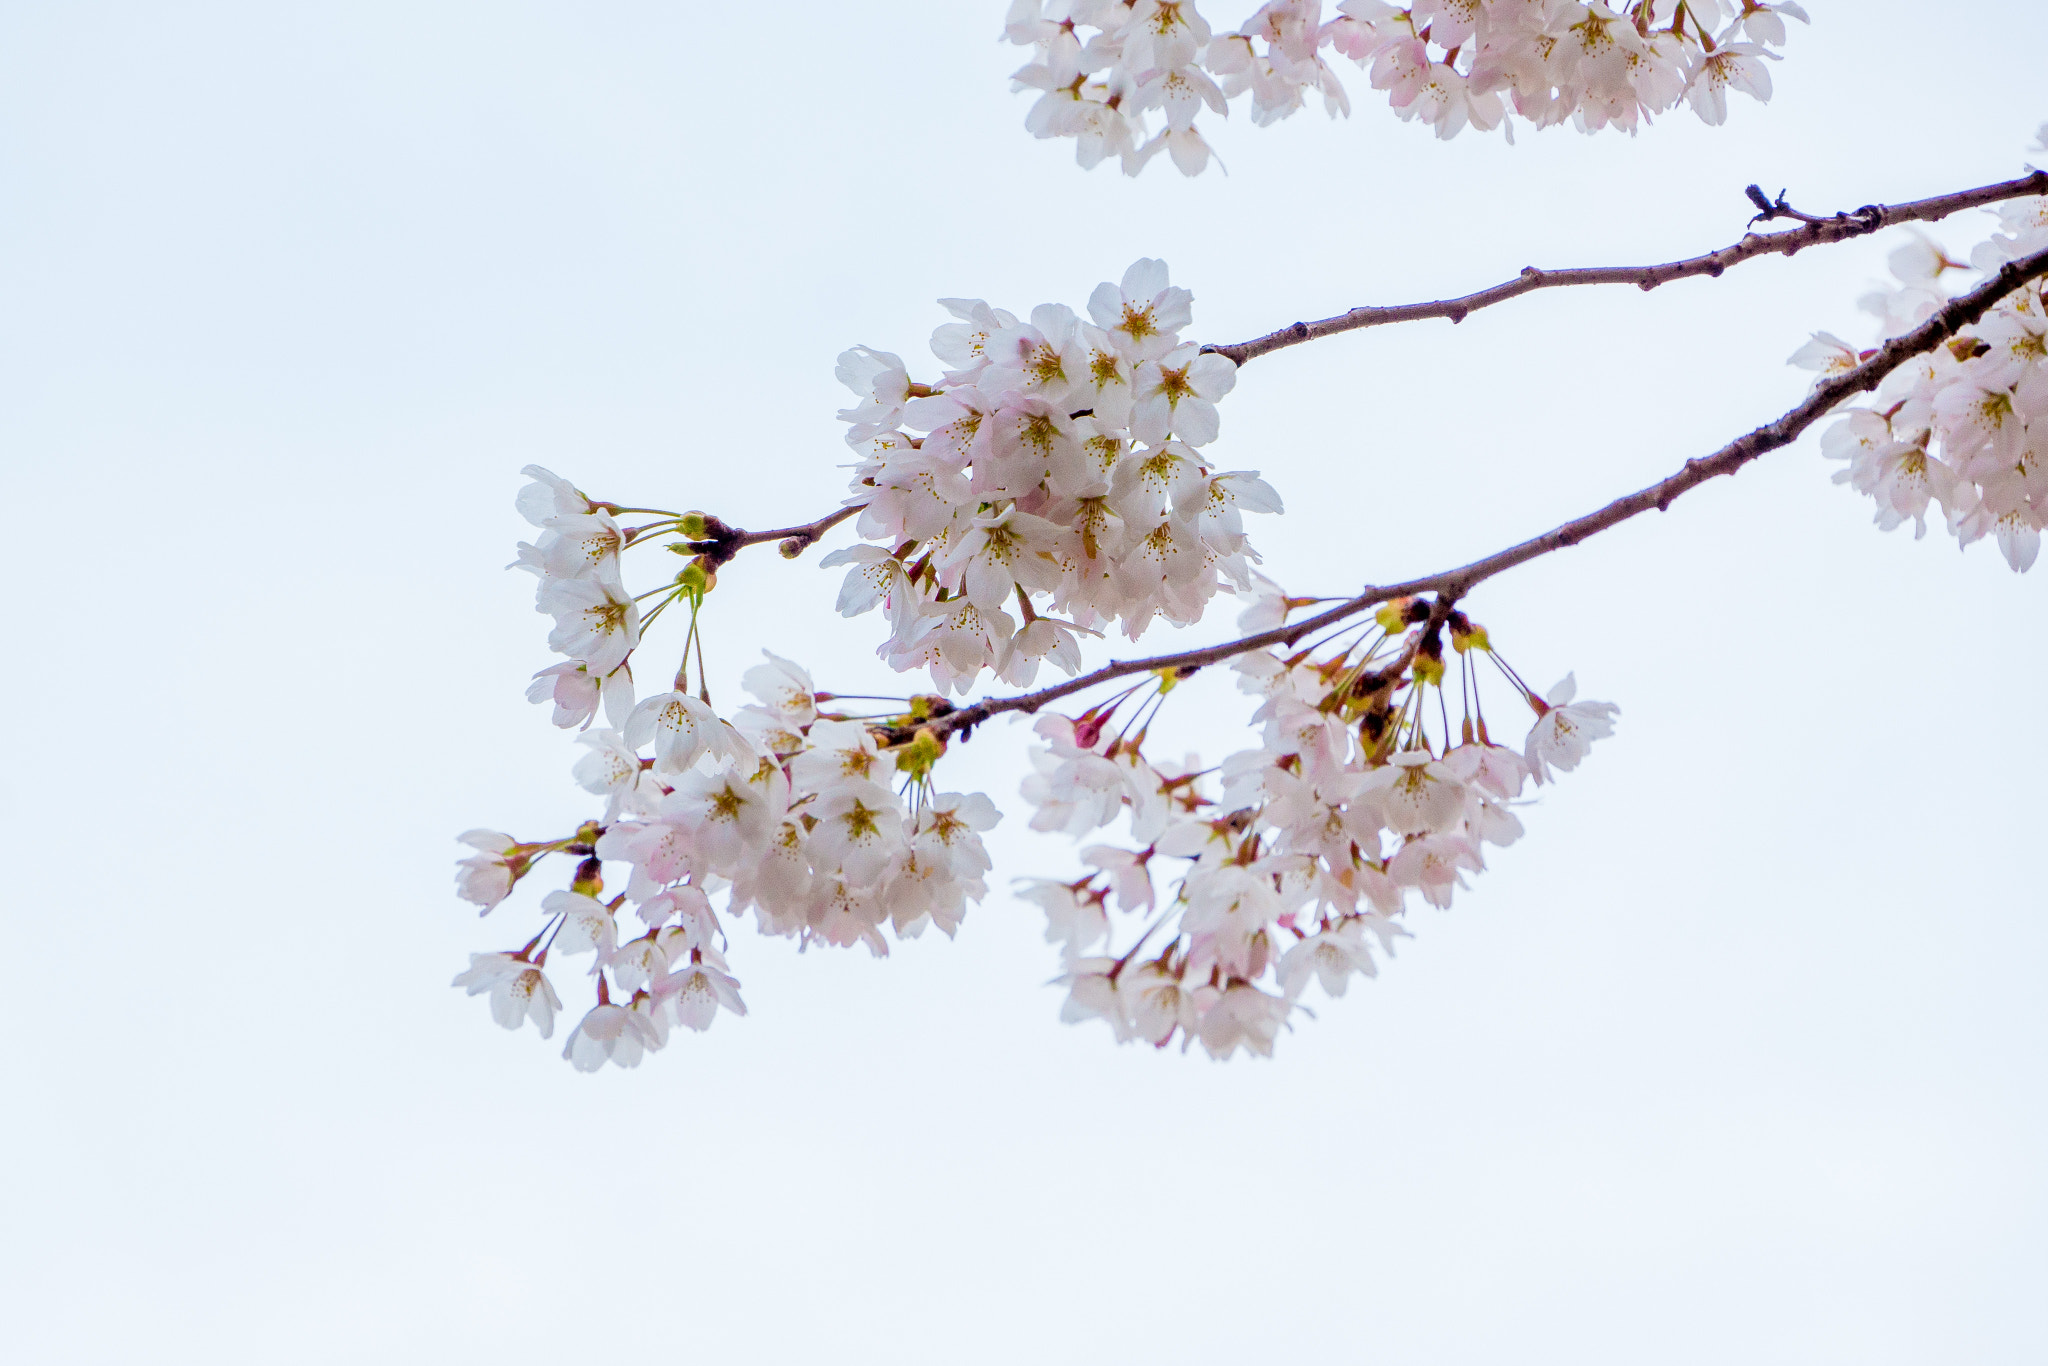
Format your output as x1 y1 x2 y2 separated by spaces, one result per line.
1205 171 2048 366
1744 183 1835 227
908 244 2048 744
687 504 860 569
741 505 861 559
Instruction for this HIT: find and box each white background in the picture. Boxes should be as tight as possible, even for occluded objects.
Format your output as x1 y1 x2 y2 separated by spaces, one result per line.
2 3 2043 1362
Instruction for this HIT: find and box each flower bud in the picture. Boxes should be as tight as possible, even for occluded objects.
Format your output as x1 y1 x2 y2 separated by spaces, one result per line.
1411 628 1446 687
678 512 710 540
1449 613 1490 653
677 560 714 599
894 728 946 779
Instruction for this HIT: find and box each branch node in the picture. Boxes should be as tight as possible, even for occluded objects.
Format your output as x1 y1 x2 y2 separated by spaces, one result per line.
695 517 749 570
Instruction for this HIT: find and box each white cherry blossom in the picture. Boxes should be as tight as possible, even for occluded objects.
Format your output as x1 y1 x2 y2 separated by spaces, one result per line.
1278 917 1391 1000
515 464 590 527
1524 673 1621 784
539 576 640 675
454 829 520 913
543 890 619 959
528 660 636 731
452 953 562 1037
562 1002 658 1072
626 691 749 776
657 958 748 1032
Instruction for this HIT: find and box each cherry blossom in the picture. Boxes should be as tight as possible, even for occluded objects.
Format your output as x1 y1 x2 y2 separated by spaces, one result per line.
1524 674 1622 784
452 953 562 1037
528 660 636 732
1278 916 1395 999
538 577 640 676
562 1001 659 1072
627 691 748 776
454 830 523 913
658 958 749 1032
1006 1 1808 176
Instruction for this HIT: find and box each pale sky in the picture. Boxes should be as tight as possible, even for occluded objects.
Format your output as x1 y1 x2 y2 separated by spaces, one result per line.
3 4 2044 1363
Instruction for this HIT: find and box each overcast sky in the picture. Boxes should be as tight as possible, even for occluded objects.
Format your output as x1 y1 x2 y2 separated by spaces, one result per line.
3 4 2044 1363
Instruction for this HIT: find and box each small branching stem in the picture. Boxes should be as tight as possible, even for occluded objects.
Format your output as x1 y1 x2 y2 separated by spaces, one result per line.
1203 172 2047 365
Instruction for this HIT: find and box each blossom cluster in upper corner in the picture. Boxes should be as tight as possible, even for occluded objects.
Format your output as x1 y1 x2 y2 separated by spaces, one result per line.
1007 0 1807 175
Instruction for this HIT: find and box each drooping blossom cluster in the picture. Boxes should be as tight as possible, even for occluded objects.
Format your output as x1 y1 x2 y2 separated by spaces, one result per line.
1021 586 1616 1057
827 258 1280 693
1005 0 1806 174
1795 139 2048 572
456 649 1001 1070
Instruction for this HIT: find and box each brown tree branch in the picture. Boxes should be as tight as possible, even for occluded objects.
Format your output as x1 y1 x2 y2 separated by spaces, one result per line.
718 173 2044 577
1205 171 2048 366
687 504 860 568
911 243 2048 744
740 505 860 559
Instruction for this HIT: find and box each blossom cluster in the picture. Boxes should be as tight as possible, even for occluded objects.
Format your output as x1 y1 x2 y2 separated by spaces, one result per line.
464 441 1624 1065
1020 588 1616 1057
1005 0 1806 174
828 258 1280 693
1796 152 2048 572
511 463 645 730
456 652 1002 1069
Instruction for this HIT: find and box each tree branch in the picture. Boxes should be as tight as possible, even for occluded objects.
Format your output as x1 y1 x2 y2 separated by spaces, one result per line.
912 243 2048 744
1205 171 2048 366
717 173 2044 578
